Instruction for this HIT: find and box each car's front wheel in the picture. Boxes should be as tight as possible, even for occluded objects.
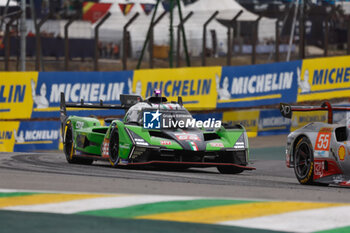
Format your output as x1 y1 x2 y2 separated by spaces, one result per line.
109 128 120 167
63 121 93 165
294 137 314 185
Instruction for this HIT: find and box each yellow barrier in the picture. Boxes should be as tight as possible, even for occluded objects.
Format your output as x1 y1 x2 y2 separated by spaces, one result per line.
222 110 260 138
133 67 221 110
298 56 350 102
0 72 38 119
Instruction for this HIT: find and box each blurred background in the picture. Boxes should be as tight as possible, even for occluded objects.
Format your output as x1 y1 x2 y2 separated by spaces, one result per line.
0 0 349 71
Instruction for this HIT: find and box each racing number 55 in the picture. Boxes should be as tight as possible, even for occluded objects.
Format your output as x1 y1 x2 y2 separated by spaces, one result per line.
315 132 331 151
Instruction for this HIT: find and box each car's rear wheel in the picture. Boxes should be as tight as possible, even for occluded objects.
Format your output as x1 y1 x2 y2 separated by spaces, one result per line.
217 166 244 174
109 128 120 167
294 137 314 185
63 121 93 165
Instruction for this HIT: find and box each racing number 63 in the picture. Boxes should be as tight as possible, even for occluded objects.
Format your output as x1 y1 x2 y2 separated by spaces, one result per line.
315 133 331 151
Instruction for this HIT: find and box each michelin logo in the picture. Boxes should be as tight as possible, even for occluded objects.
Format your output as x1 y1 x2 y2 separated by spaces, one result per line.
49 83 125 103
128 78 142 96
220 71 294 98
259 116 290 130
14 129 59 143
297 67 311 93
312 67 350 85
32 80 49 108
216 74 231 100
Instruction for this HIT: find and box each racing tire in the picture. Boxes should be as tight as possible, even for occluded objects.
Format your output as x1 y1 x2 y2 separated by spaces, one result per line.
63 121 93 165
109 128 120 168
217 166 244 174
294 137 314 185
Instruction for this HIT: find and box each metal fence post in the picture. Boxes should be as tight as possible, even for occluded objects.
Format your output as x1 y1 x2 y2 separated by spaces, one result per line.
252 16 262 65
202 11 218 66
64 18 75 71
275 19 280 62
348 19 350 55
176 11 193 67
299 1 306 59
122 12 139 71
227 10 242 66
94 12 111 71
4 12 22 71
149 11 167 69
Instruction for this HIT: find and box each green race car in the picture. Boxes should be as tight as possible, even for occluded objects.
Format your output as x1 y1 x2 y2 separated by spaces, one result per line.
60 91 254 174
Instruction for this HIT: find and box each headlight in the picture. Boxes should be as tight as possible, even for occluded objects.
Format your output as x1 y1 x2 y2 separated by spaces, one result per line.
134 138 149 146
126 128 149 146
234 133 245 149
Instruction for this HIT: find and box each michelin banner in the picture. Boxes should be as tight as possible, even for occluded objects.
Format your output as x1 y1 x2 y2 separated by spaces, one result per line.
1 55 349 121
0 120 60 152
132 67 220 110
217 61 301 108
0 72 38 120
297 56 350 102
31 71 132 118
257 109 291 136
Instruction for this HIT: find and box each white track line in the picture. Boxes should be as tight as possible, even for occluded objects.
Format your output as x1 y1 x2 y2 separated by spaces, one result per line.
218 205 350 233
3 195 202 214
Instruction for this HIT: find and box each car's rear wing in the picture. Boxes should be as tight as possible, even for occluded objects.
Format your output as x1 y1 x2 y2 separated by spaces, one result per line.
60 92 142 121
280 102 350 124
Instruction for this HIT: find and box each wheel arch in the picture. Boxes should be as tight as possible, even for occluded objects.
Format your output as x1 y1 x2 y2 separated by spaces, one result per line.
291 134 312 163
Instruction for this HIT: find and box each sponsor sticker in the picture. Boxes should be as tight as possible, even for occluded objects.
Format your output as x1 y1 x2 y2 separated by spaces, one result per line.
160 140 171 145
315 162 324 177
314 150 329 158
314 161 324 176
338 145 346 161
176 134 201 141
209 142 224 148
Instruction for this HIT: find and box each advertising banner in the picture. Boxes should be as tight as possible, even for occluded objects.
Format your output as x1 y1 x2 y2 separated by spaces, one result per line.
297 56 350 102
290 111 327 132
133 67 221 110
217 61 301 108
30 71 133 119
13 121 61 152
0 72 38 120
0 120 60 152
0 121 20 152
222 110 260 137
258 109 291 136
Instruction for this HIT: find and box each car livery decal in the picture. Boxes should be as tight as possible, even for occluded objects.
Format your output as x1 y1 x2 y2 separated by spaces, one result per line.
338 145 346 161
209 142 224 148
160 140 171 145
175 134 201 141
315 127 332 151
101 138 110 158
314 161 324 177
189 141 198 151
